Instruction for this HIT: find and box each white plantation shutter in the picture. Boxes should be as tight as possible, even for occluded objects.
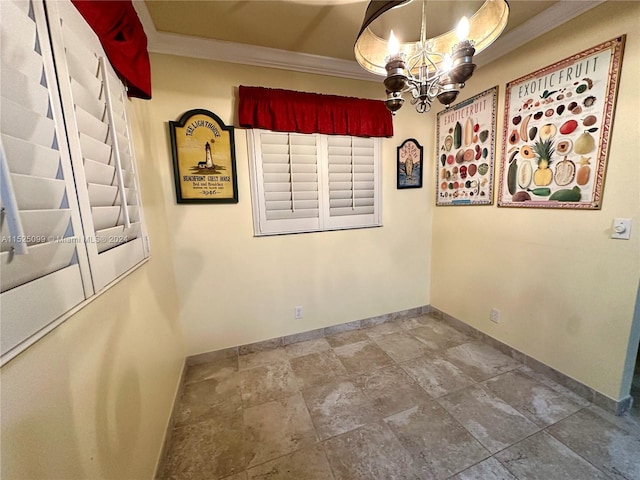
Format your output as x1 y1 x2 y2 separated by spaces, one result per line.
248 129 381 235
0 0 91 358
46 0 149 292
250 130 321 234
1 0 150 363
325 135 379 229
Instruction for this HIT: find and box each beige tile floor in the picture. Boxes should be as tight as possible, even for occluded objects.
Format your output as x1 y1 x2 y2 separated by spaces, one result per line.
159 314 640 480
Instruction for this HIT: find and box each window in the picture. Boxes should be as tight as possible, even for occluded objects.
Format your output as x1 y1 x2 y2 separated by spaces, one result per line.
247 129 382 236
47 0 149 292
0 0 149 363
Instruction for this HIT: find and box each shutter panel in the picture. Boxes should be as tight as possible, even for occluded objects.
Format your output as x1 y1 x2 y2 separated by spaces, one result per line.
0 0 90 359
325 136 380 229
46 0 149 292
251 130 320 234
249 130 381 235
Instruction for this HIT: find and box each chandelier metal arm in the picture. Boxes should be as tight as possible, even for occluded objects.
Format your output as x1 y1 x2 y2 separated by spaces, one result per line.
391 47 462 113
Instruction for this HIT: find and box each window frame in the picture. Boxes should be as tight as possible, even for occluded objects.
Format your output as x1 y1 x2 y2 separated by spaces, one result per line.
247 129 382 236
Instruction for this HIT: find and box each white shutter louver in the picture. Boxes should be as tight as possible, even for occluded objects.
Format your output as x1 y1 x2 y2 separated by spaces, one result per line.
327 136 376 218
323 135 380 230
47 0 148 292
249 130 381 235
0 0 90 358
251 130 320 234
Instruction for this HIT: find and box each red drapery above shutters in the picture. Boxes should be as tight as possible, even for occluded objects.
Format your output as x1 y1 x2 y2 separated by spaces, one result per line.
238 86 393 137
71 0 151 99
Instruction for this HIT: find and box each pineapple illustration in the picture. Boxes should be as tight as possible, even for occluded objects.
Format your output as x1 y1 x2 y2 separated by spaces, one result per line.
532 138 555 186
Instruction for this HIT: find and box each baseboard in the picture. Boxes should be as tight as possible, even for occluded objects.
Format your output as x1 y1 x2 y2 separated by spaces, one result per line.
181 304 630 421
428 306 632 416
154 360 188 479
186 306 424 364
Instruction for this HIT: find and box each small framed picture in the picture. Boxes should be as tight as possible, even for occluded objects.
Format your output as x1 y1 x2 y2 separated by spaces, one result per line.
435 86 498 205
397 138 423 189
169 109 238 203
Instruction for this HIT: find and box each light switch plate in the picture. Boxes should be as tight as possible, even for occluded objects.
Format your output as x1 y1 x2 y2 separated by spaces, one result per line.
611 218 631 240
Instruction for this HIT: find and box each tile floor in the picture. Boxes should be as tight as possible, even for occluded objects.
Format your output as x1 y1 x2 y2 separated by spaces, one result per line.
159 314 640 480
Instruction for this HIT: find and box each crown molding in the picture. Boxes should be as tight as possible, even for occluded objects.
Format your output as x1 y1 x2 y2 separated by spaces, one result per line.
132 1 379 82
153 31 380 82
133 1 604 83
475 0 606 67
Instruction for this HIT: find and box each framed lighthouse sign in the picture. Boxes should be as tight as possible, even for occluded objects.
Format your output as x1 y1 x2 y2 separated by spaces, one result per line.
169 109 238 203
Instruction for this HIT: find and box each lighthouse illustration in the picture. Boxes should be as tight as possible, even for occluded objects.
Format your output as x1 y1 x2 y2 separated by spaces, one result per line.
204 141 214 168
195 138 218 170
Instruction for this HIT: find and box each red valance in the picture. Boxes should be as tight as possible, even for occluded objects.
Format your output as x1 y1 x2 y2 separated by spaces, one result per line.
238 86 393 137
72 0 152 99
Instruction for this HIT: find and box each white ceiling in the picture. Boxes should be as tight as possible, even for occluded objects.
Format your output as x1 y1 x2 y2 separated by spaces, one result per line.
135 0 605 82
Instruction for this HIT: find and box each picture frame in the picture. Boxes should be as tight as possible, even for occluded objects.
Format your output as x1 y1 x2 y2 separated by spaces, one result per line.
435 86 498 205
397 138 423 189
497 36 626 209
169 109 238 203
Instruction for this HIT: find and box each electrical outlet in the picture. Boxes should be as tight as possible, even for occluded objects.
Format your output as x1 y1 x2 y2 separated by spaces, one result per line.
294 306 303 319
490 308 500 324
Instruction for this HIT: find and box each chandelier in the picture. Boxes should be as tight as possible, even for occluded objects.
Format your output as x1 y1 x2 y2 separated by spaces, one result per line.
355 0 509 114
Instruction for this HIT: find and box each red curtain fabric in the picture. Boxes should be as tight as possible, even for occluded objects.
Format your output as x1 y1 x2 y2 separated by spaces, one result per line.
71 0 151 99
238 86 393 137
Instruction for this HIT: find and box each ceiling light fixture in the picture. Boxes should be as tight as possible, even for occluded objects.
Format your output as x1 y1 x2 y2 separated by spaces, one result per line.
355 0 509 114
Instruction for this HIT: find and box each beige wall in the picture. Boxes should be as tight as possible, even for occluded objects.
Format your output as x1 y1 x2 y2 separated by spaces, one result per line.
1 3 638 479
0 102 185 479
430 2 640 401
145 55 433 356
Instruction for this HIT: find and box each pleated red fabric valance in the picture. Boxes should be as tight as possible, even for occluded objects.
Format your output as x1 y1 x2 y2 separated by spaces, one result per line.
238 86 393 137
72 0 152 99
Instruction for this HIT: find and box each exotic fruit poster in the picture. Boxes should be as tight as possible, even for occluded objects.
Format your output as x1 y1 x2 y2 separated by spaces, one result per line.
436 86 498 206
498 36 625 209
169 109 238 203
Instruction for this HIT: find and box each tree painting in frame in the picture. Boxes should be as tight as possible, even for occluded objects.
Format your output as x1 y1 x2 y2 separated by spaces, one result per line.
397 138 423 189
435 86 498 205
498 36 625 209
169 109 238 203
